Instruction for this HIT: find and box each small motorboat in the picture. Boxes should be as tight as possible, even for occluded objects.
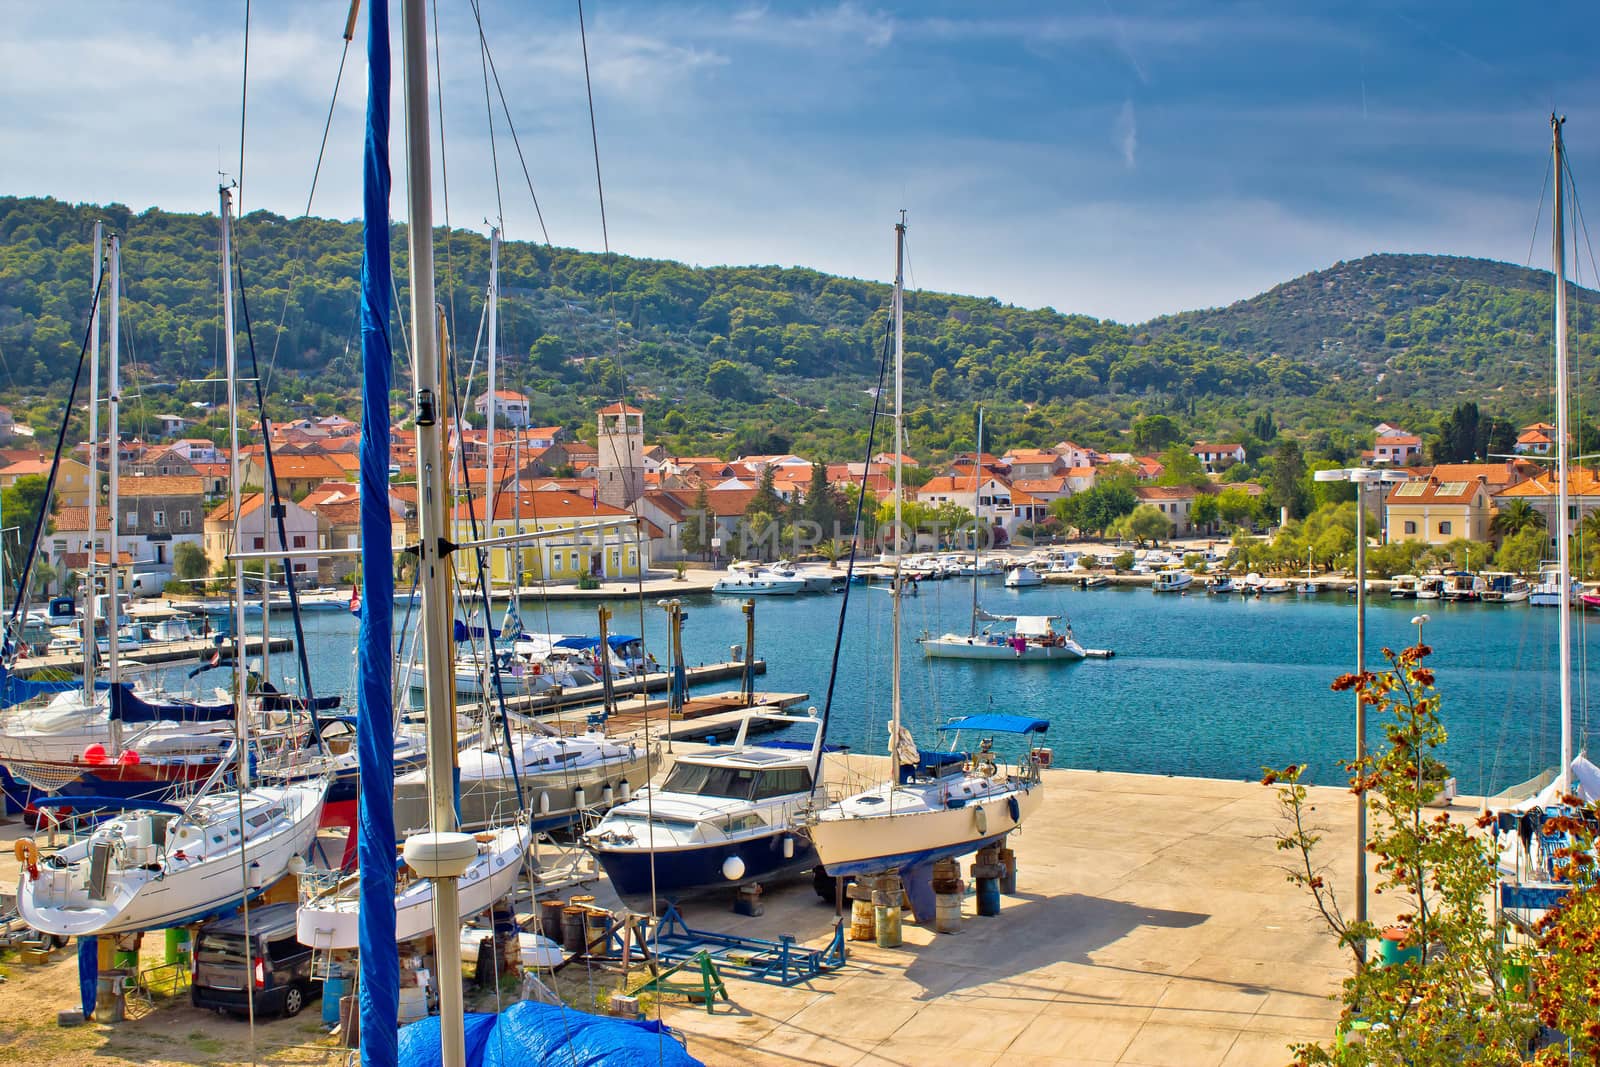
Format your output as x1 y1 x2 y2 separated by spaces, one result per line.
1258 577 1290 596
1205 575 1235 595
1481 573 1531 604
1151 569 1193 593
1415 574 1446 600
1003 565 1044 588
1390 574 1419 599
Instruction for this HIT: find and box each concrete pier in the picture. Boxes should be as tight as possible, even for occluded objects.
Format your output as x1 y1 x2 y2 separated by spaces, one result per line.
598 762 1419 1067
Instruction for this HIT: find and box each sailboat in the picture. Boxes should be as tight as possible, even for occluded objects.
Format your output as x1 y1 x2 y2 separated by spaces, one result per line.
16 193 330 937
0 228 240 805
1498 118 1600 922
922 410 1105 662
806 216 1049 878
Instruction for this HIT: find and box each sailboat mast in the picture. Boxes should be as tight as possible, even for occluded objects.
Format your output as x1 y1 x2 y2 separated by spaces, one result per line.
890 213 905 759
83 222 102 707
1553 113 1573 792
971 408 982 637
486 227 499 538
221 187 249 791
401 0 468 1059
106 235 122 757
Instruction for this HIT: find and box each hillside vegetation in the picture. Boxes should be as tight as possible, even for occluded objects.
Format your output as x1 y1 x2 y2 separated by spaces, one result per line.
0 197 1596 463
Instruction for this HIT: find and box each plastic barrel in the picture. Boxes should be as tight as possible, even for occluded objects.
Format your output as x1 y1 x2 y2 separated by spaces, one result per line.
323 977 346 1027
1378 926 1419 967
935 892 963 933
975 877 1001 917
874 904 902 948
163 928 191 967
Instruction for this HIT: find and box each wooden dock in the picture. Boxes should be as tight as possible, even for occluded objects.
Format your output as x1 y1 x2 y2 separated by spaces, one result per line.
517 689 811 742
446 659 767 720
17 635 295 675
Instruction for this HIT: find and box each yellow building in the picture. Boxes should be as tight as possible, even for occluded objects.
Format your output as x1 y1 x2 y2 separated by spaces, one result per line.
0 454 94 507
451 489 648 586
1385 475 1496 545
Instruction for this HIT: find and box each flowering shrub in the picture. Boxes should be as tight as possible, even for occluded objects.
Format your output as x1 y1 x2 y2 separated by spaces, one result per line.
1265 644 1540 1065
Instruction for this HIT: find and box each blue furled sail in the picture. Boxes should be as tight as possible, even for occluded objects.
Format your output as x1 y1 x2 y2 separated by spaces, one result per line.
356 1 399 1064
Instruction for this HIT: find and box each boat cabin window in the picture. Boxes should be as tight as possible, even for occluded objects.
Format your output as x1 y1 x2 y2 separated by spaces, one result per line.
720 813 769 834
751 767 814 800
662 763 761 800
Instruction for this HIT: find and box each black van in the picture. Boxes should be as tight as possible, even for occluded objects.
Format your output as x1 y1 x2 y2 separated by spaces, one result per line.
191 902 321 1018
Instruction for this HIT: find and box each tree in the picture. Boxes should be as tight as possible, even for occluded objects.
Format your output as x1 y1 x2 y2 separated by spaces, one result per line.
1268 440 1307 521
802 462 844 538
1123 504 1171 546
1190 491 1219 531
1154 444 1208 487
706 359 755 401
173 541 209 583
1215 486 1259 531
1250 411 1277 443
1130 414 1180 453
679 483 711 559
929 366 953 401
1052 484 1136 537
2 474 49 563
1490 498 1546 540
1494 526 1545 575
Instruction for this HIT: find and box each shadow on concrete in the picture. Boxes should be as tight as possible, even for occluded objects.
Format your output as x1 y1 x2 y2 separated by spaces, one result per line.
901 891 1208 999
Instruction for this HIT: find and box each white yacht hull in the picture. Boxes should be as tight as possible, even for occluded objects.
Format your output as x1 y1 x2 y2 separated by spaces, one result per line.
18 781 326 937
297 824 530 951
921 635 1085 661
809 783 1042 877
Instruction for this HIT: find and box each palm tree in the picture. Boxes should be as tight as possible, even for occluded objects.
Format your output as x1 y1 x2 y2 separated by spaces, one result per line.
1491 499 1547 538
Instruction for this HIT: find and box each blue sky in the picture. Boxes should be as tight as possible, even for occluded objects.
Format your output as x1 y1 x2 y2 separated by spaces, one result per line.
2 1 1597 322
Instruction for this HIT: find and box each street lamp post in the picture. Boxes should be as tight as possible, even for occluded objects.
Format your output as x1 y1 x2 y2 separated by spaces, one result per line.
1314 466 1409 961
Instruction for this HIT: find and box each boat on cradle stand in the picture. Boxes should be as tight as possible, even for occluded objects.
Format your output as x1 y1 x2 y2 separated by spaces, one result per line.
17 775 327 937
393 728 653 834
296 821 530 950
583 708 825 904
804 714 1049 878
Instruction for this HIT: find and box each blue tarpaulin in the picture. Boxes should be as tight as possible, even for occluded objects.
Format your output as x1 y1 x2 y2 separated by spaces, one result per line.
397 1002 703 1067
937 713 1050 734
355 0 399 1065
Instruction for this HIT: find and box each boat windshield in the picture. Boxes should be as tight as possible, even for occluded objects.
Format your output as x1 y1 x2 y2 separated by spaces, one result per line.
662 762 761 799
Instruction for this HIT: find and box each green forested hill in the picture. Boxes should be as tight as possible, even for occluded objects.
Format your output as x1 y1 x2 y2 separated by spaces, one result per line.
0 197 1595 463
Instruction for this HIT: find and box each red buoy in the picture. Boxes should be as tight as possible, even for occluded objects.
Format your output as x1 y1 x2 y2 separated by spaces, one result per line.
117 749 141 765
82 743 108 765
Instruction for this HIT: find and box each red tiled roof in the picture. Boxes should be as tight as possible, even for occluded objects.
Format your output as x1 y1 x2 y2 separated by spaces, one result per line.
118 475 205 497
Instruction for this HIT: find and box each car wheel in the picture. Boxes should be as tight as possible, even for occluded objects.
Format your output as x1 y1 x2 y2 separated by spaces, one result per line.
282 985 304 1018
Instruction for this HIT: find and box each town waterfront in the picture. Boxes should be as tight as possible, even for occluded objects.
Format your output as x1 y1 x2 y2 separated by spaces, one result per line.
241 579 1599 796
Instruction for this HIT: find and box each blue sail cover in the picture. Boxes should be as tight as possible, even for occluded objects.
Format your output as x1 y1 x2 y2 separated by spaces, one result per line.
552 634 640 651
356 1 399 1064
397 1002 703 1067
109 684 235 724
0 667 109 709
937 713 1050 734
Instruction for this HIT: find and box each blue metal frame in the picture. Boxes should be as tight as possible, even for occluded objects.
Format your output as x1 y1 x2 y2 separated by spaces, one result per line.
646 902 846 986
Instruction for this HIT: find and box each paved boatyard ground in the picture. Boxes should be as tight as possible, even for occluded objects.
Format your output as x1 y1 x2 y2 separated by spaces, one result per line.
0 764 1426 1067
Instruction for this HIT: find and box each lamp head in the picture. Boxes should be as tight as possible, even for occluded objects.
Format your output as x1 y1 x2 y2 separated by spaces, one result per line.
1410 614 1430 626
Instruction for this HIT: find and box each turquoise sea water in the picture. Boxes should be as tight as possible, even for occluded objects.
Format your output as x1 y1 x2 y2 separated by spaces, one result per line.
237 580 1600 796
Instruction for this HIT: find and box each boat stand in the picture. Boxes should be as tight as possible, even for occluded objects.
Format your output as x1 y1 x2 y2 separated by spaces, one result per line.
645 902 846 986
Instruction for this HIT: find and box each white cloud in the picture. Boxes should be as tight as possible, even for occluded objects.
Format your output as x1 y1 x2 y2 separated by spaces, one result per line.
1115 100 1138 169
